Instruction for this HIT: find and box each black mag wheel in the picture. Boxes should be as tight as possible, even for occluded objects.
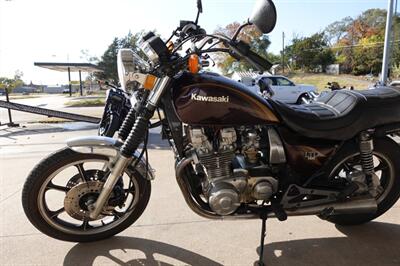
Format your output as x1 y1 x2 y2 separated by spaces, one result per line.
22 148 151 242
325 137 400 225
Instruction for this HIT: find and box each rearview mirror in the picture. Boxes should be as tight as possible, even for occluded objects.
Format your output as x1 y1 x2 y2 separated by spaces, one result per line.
249 0 277 34
197 0 203 13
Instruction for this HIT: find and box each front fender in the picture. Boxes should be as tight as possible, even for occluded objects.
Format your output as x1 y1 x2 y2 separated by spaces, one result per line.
66 136 155 180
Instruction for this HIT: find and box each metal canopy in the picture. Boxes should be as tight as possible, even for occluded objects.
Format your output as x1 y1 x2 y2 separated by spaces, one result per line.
34 62 103 73
34 62 103 96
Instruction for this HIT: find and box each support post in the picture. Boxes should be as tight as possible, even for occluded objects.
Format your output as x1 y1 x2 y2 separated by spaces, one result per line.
381 0 395 85
4 87 19 127
68 67 72 96
282 31 285 74
79 70 83 96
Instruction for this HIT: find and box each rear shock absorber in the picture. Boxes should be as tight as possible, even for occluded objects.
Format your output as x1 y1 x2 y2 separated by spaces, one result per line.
359 131 375 176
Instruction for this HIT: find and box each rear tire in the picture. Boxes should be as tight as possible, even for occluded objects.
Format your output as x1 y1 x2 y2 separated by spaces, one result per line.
325 137 400 225
22 148 151 242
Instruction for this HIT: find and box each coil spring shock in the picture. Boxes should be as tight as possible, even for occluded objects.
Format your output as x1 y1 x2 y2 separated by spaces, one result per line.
359 131 375 180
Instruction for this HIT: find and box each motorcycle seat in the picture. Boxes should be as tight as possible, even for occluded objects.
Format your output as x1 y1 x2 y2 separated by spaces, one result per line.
270 86 400 140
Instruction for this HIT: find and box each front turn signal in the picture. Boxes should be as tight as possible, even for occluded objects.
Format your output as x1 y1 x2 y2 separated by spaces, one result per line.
143 74 157 90
188 54 199 74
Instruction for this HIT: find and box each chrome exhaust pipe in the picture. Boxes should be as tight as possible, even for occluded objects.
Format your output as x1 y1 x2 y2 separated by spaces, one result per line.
270 198 377 218
175 156 223 220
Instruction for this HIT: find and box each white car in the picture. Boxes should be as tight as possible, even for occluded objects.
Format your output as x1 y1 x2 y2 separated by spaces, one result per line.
232 72 317 104
390 80 400 88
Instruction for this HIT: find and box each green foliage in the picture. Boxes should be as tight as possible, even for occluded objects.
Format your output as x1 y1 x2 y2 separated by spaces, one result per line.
286 33 335 71
214 22 277 75
0 71 24 92
95 31 146 84
326 8 400 76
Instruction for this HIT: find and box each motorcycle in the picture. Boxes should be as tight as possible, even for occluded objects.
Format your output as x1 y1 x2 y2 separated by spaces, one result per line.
22 1 400 265
98 83 132 137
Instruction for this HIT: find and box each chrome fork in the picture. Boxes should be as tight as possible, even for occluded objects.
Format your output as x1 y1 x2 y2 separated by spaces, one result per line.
88 76 171 220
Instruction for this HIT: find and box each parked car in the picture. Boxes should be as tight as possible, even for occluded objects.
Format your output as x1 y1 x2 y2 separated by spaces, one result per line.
232 72 317 104
390 80 400 88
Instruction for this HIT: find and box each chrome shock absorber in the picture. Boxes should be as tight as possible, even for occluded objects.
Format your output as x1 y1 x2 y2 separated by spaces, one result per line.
359 131 379 197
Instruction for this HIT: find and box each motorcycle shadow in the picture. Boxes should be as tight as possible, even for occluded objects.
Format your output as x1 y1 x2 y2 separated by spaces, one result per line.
257 221 400 266
63 236 223 266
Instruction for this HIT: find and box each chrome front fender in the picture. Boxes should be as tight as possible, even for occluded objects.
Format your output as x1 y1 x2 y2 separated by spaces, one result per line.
66 136 155 180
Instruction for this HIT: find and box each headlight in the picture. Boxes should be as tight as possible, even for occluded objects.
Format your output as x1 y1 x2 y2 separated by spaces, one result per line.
117 49 149 91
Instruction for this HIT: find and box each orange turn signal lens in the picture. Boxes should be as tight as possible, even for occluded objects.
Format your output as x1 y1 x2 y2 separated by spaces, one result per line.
143 75 157 90
188 54 199 74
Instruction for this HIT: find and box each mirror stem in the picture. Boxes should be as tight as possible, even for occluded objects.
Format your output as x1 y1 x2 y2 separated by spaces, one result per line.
232 21 252 42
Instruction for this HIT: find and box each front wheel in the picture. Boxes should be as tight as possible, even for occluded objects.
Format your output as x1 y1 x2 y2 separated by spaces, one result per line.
325 137 400 225
22 148 151 242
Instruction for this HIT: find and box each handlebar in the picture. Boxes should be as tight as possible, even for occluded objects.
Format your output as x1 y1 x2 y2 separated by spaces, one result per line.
230 40 272 71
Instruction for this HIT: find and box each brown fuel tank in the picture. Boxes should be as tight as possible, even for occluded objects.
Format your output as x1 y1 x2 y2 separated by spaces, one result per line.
172 72 280 126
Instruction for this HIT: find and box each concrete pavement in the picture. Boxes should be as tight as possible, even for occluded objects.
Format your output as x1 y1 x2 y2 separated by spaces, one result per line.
1 124 400 266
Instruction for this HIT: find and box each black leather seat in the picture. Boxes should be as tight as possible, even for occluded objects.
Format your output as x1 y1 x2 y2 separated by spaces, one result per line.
269 86 400 140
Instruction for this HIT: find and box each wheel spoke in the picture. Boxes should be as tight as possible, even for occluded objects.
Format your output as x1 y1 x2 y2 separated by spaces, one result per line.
81 220 91 231
343 163 352 172
50 207 65 218
46 182 68 192
375 162 388 172
76 163 90 182
113 210 124 219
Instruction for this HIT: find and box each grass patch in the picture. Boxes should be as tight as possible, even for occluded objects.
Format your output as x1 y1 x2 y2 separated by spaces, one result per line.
65 98 105 107
288 73 376 92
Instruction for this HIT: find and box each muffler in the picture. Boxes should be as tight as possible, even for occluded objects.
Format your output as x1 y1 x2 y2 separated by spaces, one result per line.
274 198 378 218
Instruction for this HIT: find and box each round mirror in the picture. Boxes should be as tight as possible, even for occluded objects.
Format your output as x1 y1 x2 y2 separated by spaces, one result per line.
249 0 277 34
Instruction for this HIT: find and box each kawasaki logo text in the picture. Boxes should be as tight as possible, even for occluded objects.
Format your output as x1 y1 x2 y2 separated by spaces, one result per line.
191 93 230 103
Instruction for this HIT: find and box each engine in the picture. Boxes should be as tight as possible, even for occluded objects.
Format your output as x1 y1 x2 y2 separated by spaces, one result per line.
188 126 285 216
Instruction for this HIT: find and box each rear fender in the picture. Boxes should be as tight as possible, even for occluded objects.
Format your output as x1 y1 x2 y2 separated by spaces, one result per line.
66 136 155 180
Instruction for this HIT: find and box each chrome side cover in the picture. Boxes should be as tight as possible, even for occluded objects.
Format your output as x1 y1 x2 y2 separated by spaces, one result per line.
66 136 155 180
268 128 286 164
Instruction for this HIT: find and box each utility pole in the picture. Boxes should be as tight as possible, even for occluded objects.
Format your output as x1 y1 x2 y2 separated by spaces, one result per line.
282 32 285 74
381 0 395 85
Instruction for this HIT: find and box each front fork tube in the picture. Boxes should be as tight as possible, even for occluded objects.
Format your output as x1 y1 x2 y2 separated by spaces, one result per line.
89 156 131 219
89 76 171 219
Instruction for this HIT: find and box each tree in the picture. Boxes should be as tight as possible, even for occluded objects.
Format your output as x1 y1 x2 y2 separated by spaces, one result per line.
0 77 23 92
327 8 400 75
325 16 353 45
286 33 335 71
95 31 146 84
214 22 277 75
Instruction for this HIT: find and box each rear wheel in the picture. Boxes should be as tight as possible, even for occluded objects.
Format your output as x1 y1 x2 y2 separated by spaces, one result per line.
22 148 151 242
325 137 400 225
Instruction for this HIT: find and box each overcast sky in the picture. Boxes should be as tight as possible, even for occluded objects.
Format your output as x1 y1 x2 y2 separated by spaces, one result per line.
0 0 393 85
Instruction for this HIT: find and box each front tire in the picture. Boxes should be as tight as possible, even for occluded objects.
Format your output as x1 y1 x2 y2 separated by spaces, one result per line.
325 137 400 225
22 148 151 242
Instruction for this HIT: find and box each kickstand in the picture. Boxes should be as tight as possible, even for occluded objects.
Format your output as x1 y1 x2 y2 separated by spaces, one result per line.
257 212 268 266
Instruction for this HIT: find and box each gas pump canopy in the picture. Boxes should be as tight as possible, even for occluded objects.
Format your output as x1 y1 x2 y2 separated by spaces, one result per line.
34 62 103 96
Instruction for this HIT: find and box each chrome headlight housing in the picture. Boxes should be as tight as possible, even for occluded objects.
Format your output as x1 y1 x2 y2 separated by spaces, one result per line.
117 49 149 91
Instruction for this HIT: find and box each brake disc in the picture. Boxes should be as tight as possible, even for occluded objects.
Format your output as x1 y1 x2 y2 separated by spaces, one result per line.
64 181 104 221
